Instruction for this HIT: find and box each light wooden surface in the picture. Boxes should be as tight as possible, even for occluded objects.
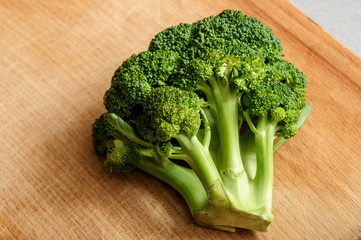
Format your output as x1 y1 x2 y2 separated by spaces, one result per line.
1 0 361 239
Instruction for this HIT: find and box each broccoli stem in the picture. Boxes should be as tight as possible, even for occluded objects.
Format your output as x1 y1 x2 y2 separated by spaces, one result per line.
216 96 250 209
215 93 244 171
252 113 277 215
138 151 209 213
202 76 245 172
176 134 223 194
239 130 257 180
202 76 248 209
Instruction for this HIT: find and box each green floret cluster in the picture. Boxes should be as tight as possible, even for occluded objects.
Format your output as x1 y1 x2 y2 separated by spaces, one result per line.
92 10 311 232
104 50 180 119
137 86 202 142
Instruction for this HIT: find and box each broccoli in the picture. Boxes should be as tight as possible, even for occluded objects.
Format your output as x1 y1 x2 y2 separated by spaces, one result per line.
92 10 311 232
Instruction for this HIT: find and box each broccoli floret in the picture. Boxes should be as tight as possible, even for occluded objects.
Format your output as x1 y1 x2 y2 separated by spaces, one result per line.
92 114 118 156
92 10 311 232
104 50 180 120
136 86 202 140
105 141 140 173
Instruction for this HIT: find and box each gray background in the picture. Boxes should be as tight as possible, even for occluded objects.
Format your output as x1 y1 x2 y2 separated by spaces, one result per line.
289 0 361 57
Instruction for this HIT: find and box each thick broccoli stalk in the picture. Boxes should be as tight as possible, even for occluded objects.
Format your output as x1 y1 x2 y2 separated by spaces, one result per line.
91 9 311 232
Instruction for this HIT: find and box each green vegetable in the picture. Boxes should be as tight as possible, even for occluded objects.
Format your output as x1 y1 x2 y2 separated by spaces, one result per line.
92 10 311 232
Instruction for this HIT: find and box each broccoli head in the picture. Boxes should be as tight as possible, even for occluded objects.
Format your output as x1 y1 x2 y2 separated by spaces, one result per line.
91 9 311 232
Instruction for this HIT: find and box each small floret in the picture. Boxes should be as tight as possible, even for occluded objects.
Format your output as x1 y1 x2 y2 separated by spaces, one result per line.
136 86 202 142
105 142 140 173
282 123 298 139
92 114 118 156
271 107 286 122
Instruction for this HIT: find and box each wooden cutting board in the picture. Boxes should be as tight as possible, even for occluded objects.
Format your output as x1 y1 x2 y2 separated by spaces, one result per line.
1 0 361 239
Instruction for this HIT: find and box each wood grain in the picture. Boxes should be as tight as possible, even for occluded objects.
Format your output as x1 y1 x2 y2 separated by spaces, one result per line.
1 0 361 239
